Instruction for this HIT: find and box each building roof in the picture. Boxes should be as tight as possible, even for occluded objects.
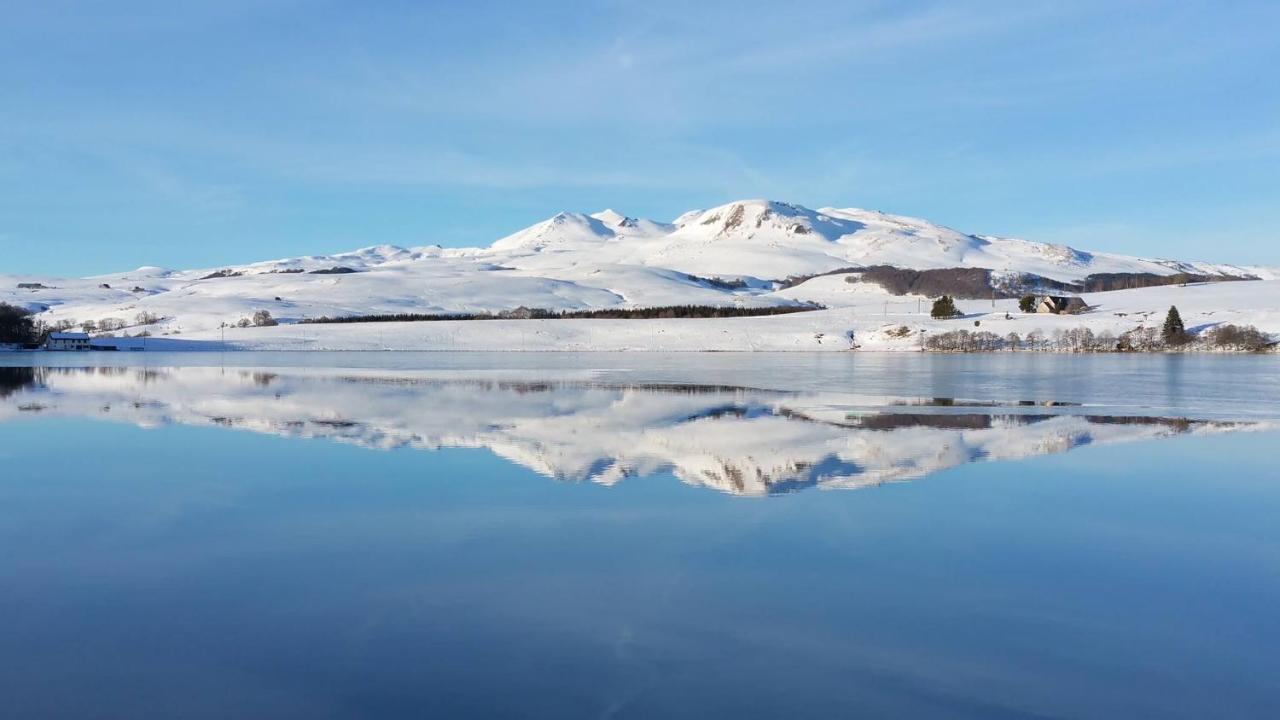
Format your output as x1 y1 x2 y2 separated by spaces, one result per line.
49 332 90 340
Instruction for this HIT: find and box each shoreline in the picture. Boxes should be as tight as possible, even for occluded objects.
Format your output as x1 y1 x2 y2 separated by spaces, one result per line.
4 345 1274 355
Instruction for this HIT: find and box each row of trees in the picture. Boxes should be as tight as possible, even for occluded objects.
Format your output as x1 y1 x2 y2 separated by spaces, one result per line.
6 306 279 342
923 319 1272 353
72 311 163 334
1 304 170 345
925 327 1120 352
925 303 1240 350
301 304 824 324
229 310 278 328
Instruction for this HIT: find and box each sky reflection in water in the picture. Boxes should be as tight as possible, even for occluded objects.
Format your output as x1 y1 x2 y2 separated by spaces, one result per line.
1 359 1278 718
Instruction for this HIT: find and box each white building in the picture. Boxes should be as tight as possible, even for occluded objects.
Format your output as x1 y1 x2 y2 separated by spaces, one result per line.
45 332 91 351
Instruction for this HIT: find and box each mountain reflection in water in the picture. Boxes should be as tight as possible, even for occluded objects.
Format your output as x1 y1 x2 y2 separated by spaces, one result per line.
1 366 1269 495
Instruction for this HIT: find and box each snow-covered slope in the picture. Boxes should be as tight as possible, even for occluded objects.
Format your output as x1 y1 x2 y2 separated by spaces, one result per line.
98 277 1260 352
2 199 1274 343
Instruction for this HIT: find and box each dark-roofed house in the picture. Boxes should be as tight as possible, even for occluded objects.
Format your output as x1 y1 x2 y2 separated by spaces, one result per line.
1036 296 1089 315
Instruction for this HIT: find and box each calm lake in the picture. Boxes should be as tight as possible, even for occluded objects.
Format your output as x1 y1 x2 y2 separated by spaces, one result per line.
1 353 1278 718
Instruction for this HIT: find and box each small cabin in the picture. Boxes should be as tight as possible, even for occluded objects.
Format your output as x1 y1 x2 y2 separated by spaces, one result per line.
1036 296 1071 314
45 332 91 351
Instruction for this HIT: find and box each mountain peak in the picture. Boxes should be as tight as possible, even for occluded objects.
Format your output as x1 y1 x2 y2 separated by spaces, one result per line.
590 209 631 227
674 199 858 242
488 211 615 252
343 244 410 258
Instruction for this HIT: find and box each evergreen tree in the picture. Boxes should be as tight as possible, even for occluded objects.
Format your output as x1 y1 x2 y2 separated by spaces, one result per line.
1018 295 1037 313
931 296 961 319
1162 305 1188 345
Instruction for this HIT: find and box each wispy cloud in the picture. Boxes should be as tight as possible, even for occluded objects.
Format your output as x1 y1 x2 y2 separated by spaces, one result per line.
2 0 1277 273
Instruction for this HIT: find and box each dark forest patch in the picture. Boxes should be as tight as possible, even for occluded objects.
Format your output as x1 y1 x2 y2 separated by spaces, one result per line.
299 304 824 324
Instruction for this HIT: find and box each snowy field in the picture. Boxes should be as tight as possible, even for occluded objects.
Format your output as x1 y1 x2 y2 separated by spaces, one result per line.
72 277 1278 353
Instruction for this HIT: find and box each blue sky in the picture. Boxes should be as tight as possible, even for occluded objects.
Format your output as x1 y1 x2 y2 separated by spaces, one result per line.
3 0 1278 276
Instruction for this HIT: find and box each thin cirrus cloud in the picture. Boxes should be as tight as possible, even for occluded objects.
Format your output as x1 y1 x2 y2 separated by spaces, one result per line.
0 0 1277 274
329 3 1056 129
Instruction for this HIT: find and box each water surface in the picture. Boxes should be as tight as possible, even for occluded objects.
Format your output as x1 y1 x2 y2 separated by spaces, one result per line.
1 353 1277 718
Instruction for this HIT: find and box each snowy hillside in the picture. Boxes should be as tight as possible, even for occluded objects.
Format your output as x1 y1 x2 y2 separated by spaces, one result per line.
2 198 1275 348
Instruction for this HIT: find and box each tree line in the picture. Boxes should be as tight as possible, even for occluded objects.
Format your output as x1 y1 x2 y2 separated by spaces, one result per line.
923 307 1271 353
299 304 824 324
0 303 38 345
1 303 170 346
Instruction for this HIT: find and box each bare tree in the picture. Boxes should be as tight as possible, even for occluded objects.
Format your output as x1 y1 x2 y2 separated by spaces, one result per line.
1208 324 1271 352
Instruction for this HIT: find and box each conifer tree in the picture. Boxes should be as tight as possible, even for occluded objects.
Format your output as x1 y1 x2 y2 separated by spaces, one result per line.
931 296 961 319
1162 305 1187 346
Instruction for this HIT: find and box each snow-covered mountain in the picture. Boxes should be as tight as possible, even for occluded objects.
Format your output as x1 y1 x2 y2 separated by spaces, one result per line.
2 199 1274 339
484 199 1266 281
